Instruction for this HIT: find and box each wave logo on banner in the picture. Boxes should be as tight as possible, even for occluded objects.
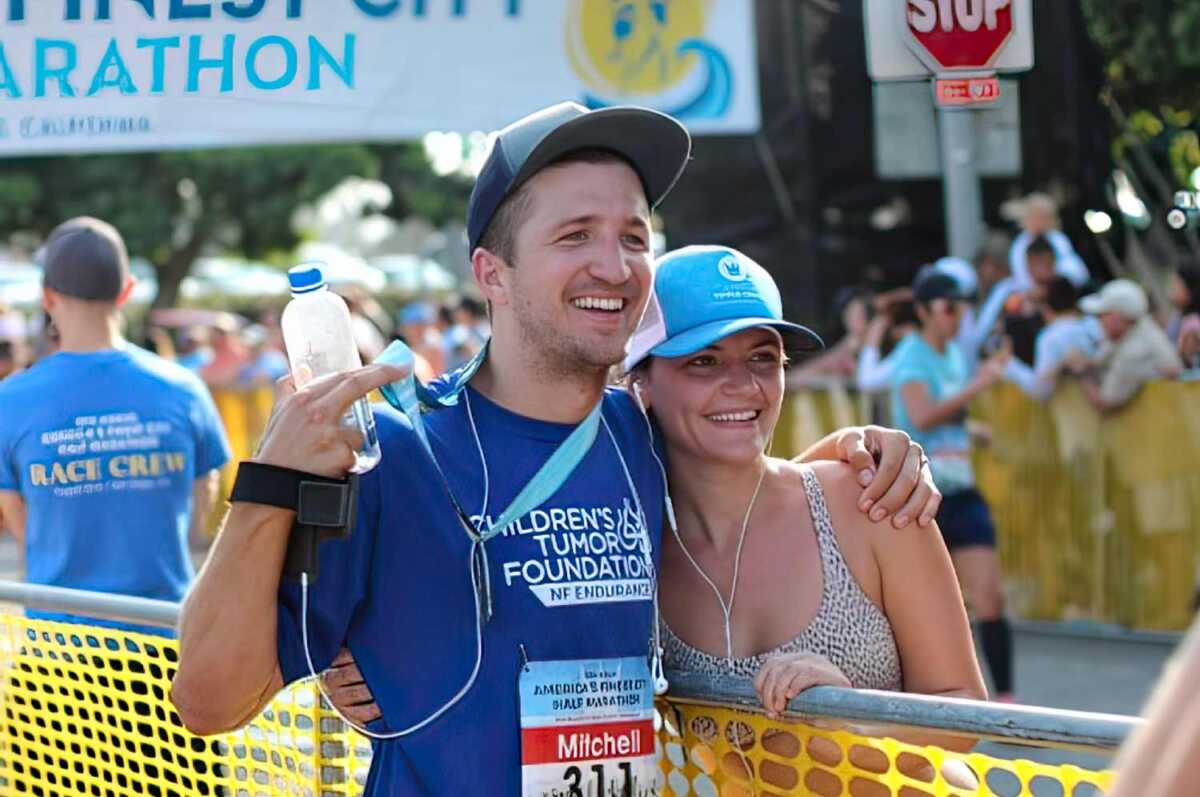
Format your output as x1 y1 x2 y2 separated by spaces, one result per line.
564 0 732 121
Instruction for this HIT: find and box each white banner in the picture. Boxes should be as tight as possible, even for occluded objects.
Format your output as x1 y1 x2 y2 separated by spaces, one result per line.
0 0 760 156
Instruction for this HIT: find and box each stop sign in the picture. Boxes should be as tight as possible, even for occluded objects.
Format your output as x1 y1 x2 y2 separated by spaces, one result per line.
905 0 1015 72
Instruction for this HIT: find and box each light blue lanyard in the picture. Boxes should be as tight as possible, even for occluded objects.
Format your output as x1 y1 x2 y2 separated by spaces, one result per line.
375 339 603 621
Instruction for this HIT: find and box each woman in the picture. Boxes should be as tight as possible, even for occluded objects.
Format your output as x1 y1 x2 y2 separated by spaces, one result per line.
624 247 986 736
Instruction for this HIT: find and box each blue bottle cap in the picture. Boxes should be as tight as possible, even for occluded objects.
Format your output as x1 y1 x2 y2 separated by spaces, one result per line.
288 263 326 294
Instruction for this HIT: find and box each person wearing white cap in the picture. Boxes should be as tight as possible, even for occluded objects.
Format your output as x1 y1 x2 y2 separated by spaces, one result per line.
1076 279 1182 412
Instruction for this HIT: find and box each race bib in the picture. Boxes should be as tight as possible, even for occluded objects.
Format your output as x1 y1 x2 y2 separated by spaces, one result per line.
519 657 659 797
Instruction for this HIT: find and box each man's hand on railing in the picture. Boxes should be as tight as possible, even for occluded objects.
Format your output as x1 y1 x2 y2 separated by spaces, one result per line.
323 648 381 726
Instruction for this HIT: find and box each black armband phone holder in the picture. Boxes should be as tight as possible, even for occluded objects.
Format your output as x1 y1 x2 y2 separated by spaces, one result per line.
230 461 359 583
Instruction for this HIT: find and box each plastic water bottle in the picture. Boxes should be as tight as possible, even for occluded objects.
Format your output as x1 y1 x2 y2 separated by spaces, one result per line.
280 262 382 474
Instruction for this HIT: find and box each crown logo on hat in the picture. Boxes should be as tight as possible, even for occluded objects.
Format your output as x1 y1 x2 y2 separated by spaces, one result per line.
717 254 747 282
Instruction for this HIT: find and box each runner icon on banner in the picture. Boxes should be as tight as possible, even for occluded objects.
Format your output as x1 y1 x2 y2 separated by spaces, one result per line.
519 656 660 797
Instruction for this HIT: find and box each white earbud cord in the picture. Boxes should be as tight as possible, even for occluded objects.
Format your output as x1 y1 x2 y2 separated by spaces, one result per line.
635 385 766 786
298 390 494 739
666 461 765 663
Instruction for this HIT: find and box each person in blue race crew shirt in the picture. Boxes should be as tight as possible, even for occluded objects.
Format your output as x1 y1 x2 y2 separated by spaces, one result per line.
0 217 231 636
172 102 941 796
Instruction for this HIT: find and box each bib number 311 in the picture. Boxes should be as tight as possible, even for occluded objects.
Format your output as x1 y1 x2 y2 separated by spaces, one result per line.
519 657 660 797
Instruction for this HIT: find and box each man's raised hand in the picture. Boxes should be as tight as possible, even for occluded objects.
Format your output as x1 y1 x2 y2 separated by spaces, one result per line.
254 363 408 478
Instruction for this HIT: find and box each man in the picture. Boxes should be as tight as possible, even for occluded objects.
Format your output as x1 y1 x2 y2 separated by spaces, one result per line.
1008 192 1090 290
1076 279 1182 412
959 231 1016 365
0 217 232 636
171 103 940 795
1003 235 1058 365
890 271 1015 702
1006 277 1103 401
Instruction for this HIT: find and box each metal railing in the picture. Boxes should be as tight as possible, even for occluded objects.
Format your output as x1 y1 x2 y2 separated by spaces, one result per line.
666 670 1138 753
0 579 179 629
0 580 1142 757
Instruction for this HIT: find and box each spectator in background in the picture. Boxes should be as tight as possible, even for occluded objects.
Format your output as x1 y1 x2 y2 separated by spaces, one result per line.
966 232 1018 361
0 302 25 351
891 271 1014 701
0 217 231 636
31 310 60 362
1075 279 1182 412
458 295 491 342
931 257 983 360
236 324 290 388
457 295 490 341
976 231 1014 303
441 296 491 372
0 340 15 381
856 290 918 393
1002 235 1058 365
199 322 250 388
1008 192 1090 290
1034 277 1103 388
791 286 873 382
338 286 390 363
1006 277 1103 401
1167 263 1200 370
175 327 213 373
398 300 445 377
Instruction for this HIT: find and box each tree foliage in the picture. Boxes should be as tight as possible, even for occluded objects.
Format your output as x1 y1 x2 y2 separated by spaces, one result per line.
1081 0 1200 113
1082 0 1200 193
0 141 469 308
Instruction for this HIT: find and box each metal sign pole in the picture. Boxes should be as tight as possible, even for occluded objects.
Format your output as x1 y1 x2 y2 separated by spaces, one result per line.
937 103 984 259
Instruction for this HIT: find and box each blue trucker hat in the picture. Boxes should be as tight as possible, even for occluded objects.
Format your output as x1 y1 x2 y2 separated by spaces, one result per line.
624 246 823 371
467 102 692 253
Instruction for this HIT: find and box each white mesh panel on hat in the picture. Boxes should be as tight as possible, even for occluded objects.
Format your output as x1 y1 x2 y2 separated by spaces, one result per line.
624 288 667 373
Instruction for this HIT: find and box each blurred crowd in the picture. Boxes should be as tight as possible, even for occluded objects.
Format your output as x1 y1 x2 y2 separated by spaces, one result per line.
0 289 491 391
3 193 1198 407
793 193 1200 415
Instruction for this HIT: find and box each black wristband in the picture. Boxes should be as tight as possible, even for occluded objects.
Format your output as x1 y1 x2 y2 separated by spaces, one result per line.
230 461 346 515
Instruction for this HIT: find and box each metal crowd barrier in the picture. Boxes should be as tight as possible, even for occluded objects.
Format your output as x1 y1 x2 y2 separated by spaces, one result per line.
0 582 1137 796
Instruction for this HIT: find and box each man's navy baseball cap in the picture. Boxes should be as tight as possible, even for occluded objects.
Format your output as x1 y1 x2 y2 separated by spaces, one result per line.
467 102 692 254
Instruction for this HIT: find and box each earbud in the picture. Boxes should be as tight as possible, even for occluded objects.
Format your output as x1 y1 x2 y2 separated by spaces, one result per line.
652 646 669 696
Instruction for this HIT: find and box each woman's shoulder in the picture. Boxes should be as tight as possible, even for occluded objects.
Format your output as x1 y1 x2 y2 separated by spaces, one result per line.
775 460 883 538
776 459 886 604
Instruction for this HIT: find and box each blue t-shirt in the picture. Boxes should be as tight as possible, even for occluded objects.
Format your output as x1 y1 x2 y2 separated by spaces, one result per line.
0 346 232 634
889 333 975 494
276 386 663 796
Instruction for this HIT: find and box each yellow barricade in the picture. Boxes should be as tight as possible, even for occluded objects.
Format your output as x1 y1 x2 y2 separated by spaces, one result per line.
973 381 1200 631
658 699 1114 797
770 379 1200 632
207 387 276 538
0 616 1116 797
